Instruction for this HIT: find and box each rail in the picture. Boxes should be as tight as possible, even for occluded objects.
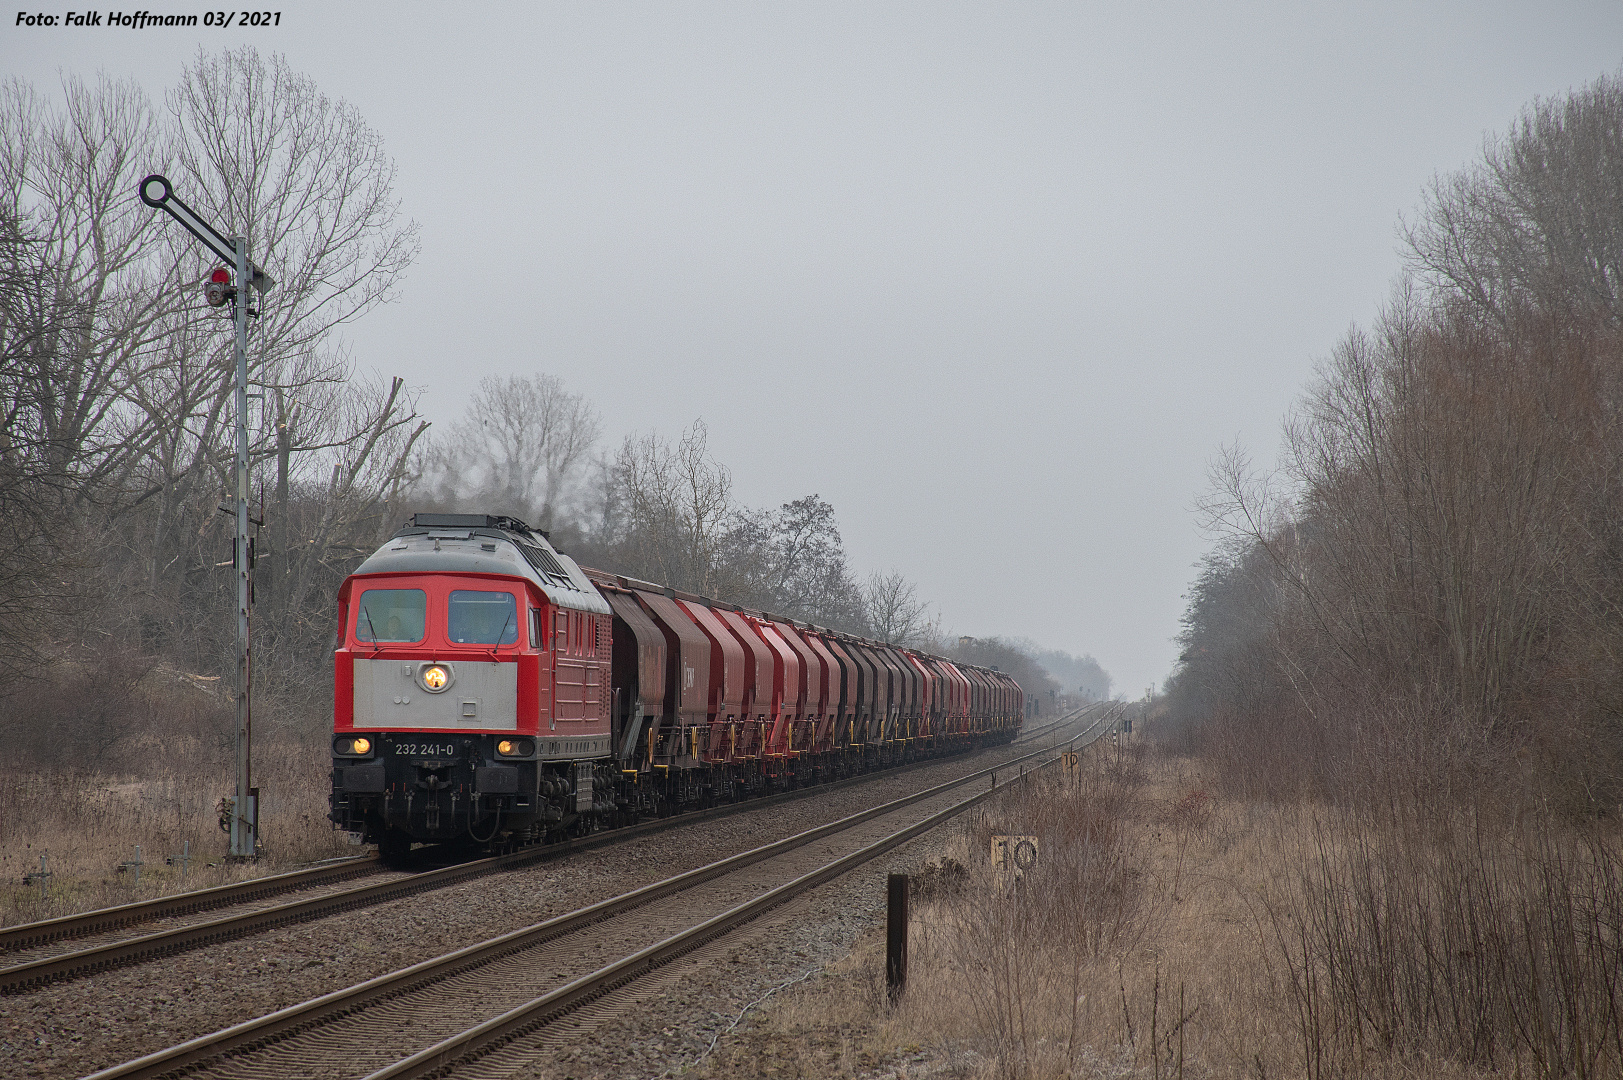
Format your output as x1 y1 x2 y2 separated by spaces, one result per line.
84 710 1106 1080
5 710 1094 993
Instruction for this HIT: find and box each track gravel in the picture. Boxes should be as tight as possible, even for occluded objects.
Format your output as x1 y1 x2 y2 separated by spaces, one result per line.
0 868 415 974
480 820 958 1080
0 743 1042 1079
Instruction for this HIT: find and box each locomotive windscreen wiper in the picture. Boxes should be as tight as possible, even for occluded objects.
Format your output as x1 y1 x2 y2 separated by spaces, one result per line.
360 606 384 656
489 609 516 661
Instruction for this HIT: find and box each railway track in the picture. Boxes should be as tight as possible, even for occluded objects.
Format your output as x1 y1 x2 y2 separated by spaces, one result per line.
87 707 1112 1080
2 706 1108 994
0 857 379 954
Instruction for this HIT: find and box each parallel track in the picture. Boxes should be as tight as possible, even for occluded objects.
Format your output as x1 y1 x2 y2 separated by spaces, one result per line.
4 708 1105 994
382 709 1119 1080
88 707 1110 1080
0 857 377 954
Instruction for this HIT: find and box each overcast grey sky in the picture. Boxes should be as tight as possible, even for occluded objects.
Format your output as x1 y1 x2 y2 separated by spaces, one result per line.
5 3 1620 696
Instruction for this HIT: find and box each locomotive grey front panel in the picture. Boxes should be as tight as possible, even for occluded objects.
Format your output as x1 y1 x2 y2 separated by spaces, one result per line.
352 658 519 730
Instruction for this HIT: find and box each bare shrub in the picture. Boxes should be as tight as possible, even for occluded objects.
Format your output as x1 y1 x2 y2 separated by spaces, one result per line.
907 760 1152 1078
1265 806 1623 1079
1168 72 1623 817
0 651 350 924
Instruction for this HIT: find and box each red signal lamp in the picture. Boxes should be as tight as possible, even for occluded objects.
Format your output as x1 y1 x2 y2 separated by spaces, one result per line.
203 266 233 307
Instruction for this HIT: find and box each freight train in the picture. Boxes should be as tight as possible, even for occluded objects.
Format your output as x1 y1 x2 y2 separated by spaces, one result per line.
328 514 1023 863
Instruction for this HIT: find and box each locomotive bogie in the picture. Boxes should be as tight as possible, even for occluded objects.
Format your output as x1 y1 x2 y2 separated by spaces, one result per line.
330 730 617 848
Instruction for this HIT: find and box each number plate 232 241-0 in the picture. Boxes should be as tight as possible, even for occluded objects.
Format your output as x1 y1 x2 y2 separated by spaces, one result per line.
394 743 457 757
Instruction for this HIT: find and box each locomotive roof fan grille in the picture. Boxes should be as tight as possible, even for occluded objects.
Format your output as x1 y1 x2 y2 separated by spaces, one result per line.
517 543 577 590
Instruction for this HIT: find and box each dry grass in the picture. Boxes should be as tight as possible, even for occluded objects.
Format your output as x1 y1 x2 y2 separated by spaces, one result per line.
700 743 1623 1079
0 651 355 926
0 741 354 927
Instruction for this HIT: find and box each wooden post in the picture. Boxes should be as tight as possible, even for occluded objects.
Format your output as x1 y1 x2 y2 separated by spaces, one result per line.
886 872 909 1004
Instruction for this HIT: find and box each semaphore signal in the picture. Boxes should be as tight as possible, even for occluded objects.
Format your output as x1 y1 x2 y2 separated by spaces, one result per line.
138 173 277 861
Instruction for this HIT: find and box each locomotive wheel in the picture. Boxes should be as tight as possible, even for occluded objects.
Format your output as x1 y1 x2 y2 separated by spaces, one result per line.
377 828 413 868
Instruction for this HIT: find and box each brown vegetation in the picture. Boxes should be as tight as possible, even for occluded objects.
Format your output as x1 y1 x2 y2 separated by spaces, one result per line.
1165 71 1623 816
0 649 351 924
701 745 1623 1080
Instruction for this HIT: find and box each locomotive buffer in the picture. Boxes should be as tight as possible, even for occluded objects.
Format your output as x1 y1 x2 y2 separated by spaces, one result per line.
139 174 275 861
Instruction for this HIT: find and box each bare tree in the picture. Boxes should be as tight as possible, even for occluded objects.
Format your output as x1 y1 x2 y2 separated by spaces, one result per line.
861 569 932 645
155 47 422 613
762 495 863 623
418 373 601 531
713 494 866 628
0 50 426 721
0 73 182 497
1177 283 1623 806
0 208 85 687
608 420 735 595
1404 69 1623 325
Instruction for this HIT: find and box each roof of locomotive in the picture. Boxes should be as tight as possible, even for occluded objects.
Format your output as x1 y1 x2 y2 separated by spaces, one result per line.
349 513 612 615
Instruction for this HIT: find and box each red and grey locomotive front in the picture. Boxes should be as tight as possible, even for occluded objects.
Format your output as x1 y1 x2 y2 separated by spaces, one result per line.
329 514 613 857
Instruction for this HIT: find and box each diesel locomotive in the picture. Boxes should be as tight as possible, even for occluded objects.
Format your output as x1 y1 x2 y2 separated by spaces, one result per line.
328 513 1023 862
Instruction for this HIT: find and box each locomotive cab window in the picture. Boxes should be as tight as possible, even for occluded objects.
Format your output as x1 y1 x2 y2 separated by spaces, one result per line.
355 589 426 642
448 589 519 644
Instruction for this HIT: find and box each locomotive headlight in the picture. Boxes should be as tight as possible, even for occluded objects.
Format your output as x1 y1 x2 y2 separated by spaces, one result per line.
351 737 372 755
334 736 374 756
496 738 534 757
418 663 453 693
